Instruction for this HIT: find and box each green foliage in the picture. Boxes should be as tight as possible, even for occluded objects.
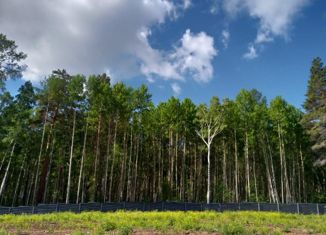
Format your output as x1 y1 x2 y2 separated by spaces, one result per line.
222 223 246 235
0 34 27 81
303 57 326 164
117 225 133 235
101 221 117 231
0 211 325 234
0 54 324 206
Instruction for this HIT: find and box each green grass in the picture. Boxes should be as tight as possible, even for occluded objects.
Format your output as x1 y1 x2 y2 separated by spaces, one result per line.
0 211 325 234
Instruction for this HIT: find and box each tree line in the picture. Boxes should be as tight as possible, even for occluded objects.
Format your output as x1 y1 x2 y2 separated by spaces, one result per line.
0 33 325 206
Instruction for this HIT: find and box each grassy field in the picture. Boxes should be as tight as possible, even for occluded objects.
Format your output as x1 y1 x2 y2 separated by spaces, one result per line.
0 211 325 235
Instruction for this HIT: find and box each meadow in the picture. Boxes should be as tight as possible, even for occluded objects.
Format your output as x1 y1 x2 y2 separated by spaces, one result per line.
0 211 325 235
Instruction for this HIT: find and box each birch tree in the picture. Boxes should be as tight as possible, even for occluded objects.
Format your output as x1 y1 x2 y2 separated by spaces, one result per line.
196 97 225 204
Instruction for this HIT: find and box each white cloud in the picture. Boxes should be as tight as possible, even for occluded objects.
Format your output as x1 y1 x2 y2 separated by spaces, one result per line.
243 44 258 60
222 0 309 57
137 28 183 81
171 83 181 96
183 0 191 9
210 0 220 15
0 0 176 81
172 29 217 83
221 29 230 49
140 29 217 83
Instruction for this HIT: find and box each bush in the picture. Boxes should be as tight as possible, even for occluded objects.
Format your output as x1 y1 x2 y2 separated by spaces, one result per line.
118 225 133 235
101 221 117 231
222 223 246 235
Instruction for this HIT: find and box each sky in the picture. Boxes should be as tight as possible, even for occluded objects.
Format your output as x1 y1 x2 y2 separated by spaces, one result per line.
1 0 326 108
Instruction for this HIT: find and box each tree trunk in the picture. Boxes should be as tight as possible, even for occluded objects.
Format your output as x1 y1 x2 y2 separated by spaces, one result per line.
252 149 258 202
207 144 211 204
299 144 306 202
76 122 88 204
92 114 102 202
245 131 250 201
132 136 139 201
262 137 276 203
43 135 56 203
11 155 26 206
265 132 279 203
181 136 186 201
222 138 227 202
0 142 15 197
278 123 284 203
108 118 118 202
32 105 48 205
103 121 111 203
66 109 76 204
234 130 239 202
175 133 178 198
126 127 133 202
118 131 127 201
0 139 13 173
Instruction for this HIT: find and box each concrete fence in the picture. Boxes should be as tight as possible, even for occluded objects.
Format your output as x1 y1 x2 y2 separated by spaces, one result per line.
0 202 324 215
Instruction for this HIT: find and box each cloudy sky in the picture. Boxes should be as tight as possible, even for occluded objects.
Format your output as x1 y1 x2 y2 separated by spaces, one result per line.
1 0 326 107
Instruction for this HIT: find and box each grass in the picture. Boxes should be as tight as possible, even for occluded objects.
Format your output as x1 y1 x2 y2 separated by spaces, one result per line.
0 211 325 234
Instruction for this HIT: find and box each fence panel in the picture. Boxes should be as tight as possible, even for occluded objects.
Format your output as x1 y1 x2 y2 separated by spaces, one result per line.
34 204 58 214
319 204 325 214
220 203 239 211
185 203 202 211
279 204 298 214
80 203 101 212
164 202 185 211
10 206 34 215
101 203 124 212
125 202 144 211
203 203 220 211
259 203 278 212
0 202 324 215
0 207 10 215
143 202 163 211
239 202 259 211
299 203 318 215
58 203 80 213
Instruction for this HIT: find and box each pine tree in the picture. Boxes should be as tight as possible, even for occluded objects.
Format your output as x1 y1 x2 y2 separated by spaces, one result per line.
303 57 326 166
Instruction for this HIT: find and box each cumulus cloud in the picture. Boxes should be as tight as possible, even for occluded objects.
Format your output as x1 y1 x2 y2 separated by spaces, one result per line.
171 83 181 96
182 0 192 9
243 44 258 59
222 0 309 57
0 0 178 81
221 29 230 49
140 29 217 83
172 29 217 83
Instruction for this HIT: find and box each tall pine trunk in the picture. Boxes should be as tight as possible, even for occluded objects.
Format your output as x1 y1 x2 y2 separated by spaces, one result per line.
92 114 102 202
245 131 250 201
33 105 48 205
12 155 26 206
66 109 76 204
234 130 239 202
76 122 88 204
108 119 118 202
43 135 56 203
0 142 15 197
103 121 111 203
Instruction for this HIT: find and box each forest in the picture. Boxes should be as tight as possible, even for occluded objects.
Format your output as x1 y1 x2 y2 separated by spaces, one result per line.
0 33 325 207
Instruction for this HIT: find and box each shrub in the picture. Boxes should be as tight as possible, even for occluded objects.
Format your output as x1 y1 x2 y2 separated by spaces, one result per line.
101 221 117 231
118 225 133 235
222 223 246 235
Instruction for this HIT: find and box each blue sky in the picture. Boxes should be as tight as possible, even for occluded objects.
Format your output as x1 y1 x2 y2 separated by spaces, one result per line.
2 0 326 108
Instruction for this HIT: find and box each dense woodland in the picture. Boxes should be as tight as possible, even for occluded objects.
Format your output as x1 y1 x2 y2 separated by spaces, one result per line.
0 33 325 206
